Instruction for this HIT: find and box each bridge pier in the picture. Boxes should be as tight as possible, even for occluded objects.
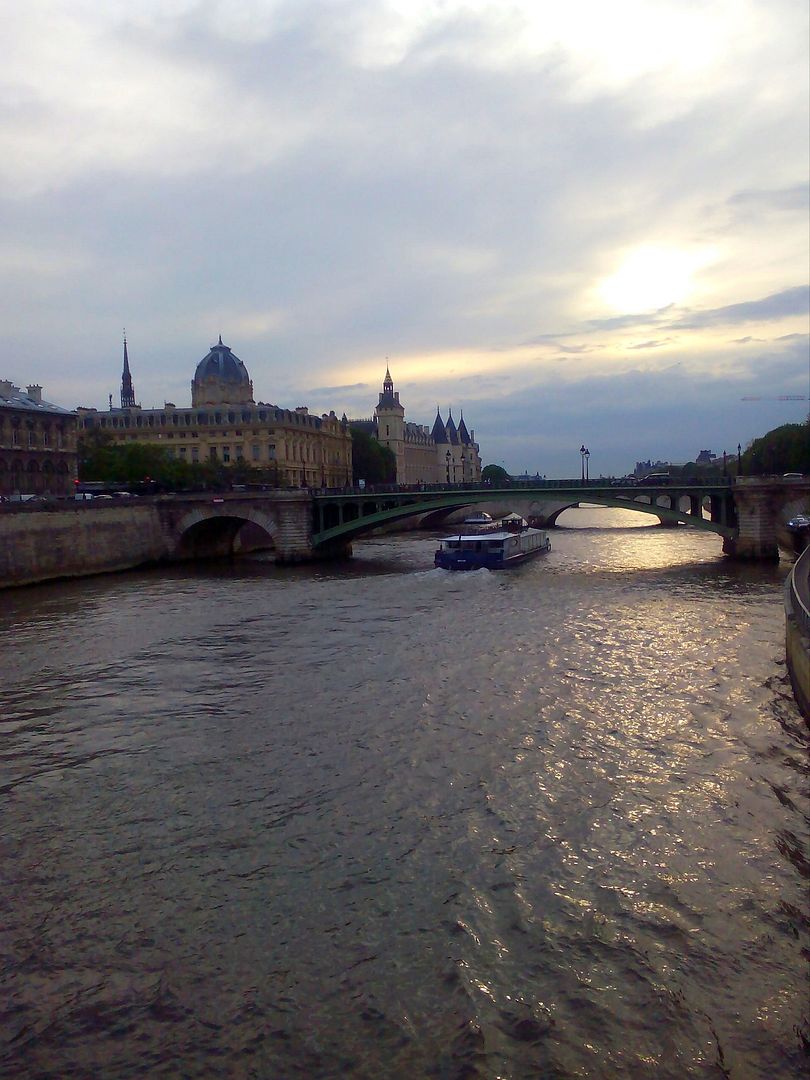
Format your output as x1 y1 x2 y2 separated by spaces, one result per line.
723 479 781 560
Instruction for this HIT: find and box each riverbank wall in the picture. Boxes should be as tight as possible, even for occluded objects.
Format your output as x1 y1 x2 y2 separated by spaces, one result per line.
0 505 168 588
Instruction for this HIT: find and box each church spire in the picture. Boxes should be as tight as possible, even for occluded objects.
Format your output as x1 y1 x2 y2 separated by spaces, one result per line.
120 330 136 408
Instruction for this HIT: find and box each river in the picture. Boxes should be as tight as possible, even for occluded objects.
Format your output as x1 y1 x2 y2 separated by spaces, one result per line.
1 508 807 1079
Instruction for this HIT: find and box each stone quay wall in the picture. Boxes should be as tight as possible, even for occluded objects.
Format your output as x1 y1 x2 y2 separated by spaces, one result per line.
0 491 320 589
0 504 169 588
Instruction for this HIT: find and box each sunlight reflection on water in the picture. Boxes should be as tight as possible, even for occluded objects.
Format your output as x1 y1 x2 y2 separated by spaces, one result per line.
0 510 806 1079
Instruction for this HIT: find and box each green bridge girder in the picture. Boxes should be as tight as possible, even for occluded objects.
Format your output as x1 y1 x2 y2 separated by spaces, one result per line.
311 483 738 548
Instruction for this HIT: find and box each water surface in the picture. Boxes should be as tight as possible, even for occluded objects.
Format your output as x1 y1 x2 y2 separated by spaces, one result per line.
2 509 807 1078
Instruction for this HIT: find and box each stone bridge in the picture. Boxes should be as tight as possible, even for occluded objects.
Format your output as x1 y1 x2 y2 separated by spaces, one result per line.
1 478 807 587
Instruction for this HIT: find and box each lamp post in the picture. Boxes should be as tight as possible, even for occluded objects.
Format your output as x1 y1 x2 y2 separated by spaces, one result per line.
584 447 590 481
460 452 466 485
722 450 727 477
446 449 451 485
580 445 590 482
737 443 742 476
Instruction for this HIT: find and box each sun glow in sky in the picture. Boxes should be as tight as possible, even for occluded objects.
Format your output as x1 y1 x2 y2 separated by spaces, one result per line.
2 0 808 475
598 248 715 314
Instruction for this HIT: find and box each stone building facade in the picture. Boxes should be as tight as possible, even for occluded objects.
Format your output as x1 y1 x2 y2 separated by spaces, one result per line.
352 369 482 485
0 381 78 498
77 339 353 488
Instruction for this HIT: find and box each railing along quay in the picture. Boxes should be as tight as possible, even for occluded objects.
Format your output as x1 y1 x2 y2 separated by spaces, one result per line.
785 544 810 721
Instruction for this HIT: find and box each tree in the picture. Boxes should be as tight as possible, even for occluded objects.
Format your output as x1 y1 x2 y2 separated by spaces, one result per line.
741 422 809 476
349 427 397 483
482 463 510 484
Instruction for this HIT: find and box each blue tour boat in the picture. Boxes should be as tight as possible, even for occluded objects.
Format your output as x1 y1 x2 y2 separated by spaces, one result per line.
434 516 551 570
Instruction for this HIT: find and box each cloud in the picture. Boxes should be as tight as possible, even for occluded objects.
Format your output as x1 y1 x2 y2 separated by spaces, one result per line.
626 339 673 350
670 286 810 329
1 0 807 475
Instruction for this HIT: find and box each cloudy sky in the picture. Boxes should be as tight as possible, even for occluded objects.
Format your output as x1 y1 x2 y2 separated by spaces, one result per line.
4 0 808 476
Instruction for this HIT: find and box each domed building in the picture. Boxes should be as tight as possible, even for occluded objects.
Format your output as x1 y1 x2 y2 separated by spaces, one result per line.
191 337 254 407
77 338 352 488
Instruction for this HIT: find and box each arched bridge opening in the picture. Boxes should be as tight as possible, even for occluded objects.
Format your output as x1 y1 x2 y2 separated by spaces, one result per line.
175 512 276 560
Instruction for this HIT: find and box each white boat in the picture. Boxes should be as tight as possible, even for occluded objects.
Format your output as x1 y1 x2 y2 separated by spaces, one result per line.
460 511 498 532
435 516 551 570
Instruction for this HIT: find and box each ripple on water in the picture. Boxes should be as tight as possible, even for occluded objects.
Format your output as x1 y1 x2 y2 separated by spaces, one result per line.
0 518 807 1078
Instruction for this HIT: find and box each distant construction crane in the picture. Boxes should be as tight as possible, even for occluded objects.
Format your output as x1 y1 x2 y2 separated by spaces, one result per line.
741 395 808 401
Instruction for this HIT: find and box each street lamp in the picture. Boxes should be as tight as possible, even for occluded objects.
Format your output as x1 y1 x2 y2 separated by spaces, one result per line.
460 452 466 485
580 445 586 482
722 450 727 477
446 449 451 485
580 445 590 482
737 443 742 476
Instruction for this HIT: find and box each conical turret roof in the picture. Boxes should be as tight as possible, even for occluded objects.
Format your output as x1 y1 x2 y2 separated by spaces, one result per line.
445 409 459 445
431 407 448 443
457 412 470 444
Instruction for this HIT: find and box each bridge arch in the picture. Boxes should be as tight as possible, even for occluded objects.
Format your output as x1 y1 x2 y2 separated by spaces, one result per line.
311 486 735 548
174 506 278 559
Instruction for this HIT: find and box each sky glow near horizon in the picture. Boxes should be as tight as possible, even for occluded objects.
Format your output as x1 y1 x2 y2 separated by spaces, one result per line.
2 0 808 475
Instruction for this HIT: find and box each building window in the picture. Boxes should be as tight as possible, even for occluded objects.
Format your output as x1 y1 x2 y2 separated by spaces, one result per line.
252 444 260 461
222 446 231 462
236 445 243 460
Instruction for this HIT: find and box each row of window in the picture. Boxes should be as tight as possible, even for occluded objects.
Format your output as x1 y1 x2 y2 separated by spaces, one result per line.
0 458 71 473
86 409 337 431
0 431 69 448
162 443 346 465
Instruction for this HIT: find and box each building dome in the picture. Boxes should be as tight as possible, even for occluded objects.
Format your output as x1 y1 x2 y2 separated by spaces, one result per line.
191 336 254 406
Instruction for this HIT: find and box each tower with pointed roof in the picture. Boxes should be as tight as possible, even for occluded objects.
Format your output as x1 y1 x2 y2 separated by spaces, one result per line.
120 334 136 409
359 367 482 484
374 366 406 476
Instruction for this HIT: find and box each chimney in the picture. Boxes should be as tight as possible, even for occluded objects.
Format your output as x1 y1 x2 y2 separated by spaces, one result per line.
26 385 43 403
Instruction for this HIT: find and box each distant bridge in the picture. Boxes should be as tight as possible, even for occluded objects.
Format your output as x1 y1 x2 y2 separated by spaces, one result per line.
311 478 738 548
